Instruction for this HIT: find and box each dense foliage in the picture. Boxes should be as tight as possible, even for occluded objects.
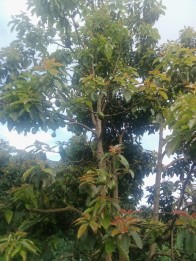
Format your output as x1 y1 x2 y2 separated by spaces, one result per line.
0 0 195 260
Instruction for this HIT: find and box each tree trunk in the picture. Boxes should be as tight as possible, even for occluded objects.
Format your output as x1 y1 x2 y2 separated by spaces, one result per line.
147 120 164 261
95 93 105 165
113 175 119 202
94 93 112 261
97 136 104 163
105 254 113 261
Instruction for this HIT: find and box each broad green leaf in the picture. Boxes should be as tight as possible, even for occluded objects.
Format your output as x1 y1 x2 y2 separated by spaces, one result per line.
120 235 131 257
89 220 99 233
122 89 131 102
176 229 185 250
130 231 143 249
128 169 134 178
159 90 168 100
22 166 35 181
10 245 22 257
119 155 129 169
185 231 195 255
102 215 110 229
98 111 105 120
188 117 196 129
91 91 97 102
105 239 115 254
107 180 116 190
165 137 182 157
20 250 27 261
104 43 113 61
21 240 39 254
111 229 121 237
4 210 13 224
117 239 130 261
77 224 88 239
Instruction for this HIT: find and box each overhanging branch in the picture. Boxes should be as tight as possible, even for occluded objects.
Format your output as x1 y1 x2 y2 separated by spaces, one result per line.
163 158 185 169
61 115 96 135
66 121 96 135
29 206 82 215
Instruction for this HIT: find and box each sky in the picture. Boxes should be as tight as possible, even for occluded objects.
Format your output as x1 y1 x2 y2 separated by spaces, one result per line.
0 0 195 160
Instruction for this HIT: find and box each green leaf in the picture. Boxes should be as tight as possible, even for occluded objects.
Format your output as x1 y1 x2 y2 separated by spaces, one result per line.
91 91 97 102
119 155 129 169
20 250 27 261
176 229 185 250
9 112 18 121
98 111 105 120
122 89 131 102
165 137 182 157
111 229 121 237
104 43 113 61
21 240 39 254
159 90 168 100
128 169 134 178
185 231 195 255
102 215 110 229
130 231 143 249
10 245 22 258
188 117 196 129
89 220 99 233
105 239 115 254
117 238 130 261
22 166 35 181
4 210 13 224
77 224 88 239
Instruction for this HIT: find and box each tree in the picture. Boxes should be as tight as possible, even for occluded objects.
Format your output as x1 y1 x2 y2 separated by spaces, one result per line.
0 0 196 260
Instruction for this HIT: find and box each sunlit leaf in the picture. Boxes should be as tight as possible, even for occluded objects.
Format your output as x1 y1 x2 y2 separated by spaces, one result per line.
77 224 88 239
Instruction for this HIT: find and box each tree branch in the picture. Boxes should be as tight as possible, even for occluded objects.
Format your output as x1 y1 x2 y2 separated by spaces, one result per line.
105 101 143 117
163 158 185 169
29 206 82 215
66 121 96 135
60 114 96 134
182 203 196 211
152 252 184 261
90 110 97 128
177 162 195 209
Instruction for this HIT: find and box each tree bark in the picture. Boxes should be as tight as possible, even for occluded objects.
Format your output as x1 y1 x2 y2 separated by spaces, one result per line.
147 120 164 261
94 93 112 261
96 93 105 165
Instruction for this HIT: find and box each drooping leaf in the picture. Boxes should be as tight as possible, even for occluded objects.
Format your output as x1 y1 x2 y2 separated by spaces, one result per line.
117 237 130 261
130 231 143 249
119 155 129 169
4 210 13 224
77 224 88 239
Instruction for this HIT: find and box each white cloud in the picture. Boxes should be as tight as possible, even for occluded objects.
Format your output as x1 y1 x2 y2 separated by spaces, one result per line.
0 124 52 150
3 0 28 17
